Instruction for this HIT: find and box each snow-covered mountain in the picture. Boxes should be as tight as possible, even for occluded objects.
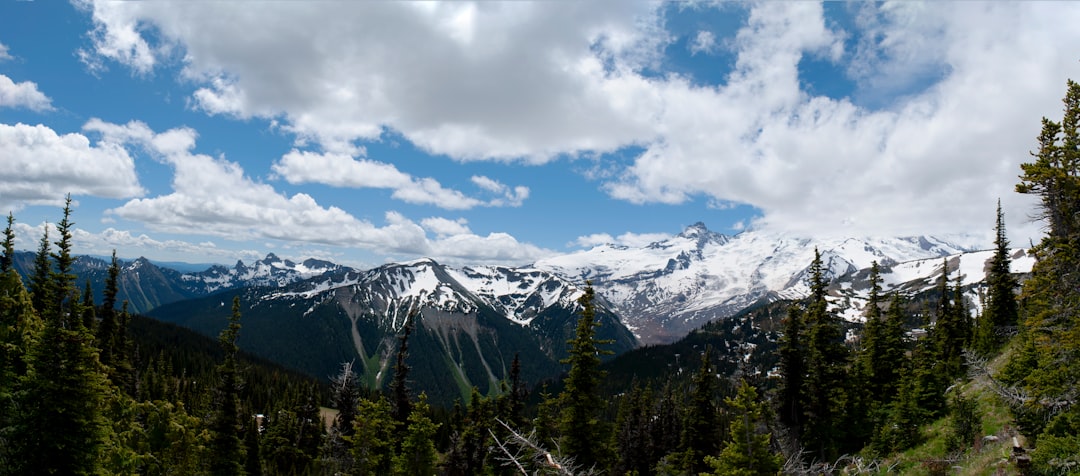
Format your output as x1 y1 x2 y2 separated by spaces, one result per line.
150 257 637 405
533 222 987 344
181 253 345 294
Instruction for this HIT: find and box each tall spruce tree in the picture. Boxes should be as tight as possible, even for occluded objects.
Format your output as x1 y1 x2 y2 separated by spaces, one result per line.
1010 78 1080 470
208 296 247 475
776 304 805 429
801 249 849 462
976 201 1020 354
0 213 14 273
390 314 414 426
705 380 782 476
9 203 111 476
680 349 720 474
558 282 614 470
28 225 51 316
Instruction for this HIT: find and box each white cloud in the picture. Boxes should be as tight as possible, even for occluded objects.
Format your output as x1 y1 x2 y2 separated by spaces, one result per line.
0 122 144 212
273 150 528 209
689 30 716 56
75 1 1080 245
78 0 661 162
0 43 12 62
0 75 53 111
420 217 471 238
82 120 548 263
573 231 671 248
606 1 1076 243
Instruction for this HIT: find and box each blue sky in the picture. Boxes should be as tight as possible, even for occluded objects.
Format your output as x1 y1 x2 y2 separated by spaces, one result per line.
1 1 1078 268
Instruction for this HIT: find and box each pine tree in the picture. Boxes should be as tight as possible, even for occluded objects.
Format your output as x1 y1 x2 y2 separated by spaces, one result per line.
208 296 247 475
776 304 805 428
1010 78 1080 471
390 314 414 425
557 282 614 470
49 195 78 327
28 225 51 316
392 393 440 476
0 254 42 470
612 380 654 476
10 276 110 475
350 396 396 475
323 361 361 473
679 349 719 474
705 380 782 476
0 213 15 273
976 201 1020 354
801 249 849 462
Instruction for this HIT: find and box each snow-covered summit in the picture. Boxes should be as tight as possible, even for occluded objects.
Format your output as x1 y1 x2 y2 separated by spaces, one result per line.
533 223 980 344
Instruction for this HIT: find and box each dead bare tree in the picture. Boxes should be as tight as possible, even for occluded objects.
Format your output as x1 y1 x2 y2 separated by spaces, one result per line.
488 418 596 476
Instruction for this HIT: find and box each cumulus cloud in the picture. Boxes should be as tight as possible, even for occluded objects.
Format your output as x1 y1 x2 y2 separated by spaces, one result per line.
574 231 671 248
0 75 53 111
75 0 1080 245
78 0 660 162
273 150 528 209
0 122 144 212
84 120 550 263
689 30 717 56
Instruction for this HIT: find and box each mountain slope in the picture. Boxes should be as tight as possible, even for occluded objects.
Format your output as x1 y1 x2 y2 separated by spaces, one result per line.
149 259 636 406
534 223 980 344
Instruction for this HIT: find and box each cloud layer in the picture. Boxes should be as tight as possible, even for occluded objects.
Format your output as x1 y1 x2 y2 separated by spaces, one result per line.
74 1 1080 248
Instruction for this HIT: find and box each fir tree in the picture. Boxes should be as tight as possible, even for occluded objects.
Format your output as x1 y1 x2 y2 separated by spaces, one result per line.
49 195 78 327
557 282 614 470
801 249 849 462
776 305 805 428
679 349 719 474
390 314 414 425
392 393 440 476
0 213 14 273
350 396 396 475
208 296 247 475
612 380 653 476
28 225 51 316
976 201 1020 354
705 380 782 476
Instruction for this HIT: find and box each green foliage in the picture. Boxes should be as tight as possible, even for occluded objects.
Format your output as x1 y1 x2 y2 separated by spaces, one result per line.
350 396 396 475
393 393 440 476
679 349 720 474
705 380 781 476
801 250 850 462
557 282 614 470
944 392 980 453
975 201 1020 355
208 296 248 475
0 213 14 274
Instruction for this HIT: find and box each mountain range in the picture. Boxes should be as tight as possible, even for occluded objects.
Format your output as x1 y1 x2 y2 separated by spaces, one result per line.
9 222 1034 403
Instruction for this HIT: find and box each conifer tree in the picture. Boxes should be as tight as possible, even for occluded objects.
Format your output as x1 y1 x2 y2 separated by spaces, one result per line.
323 361 361 473
28 225 51 316
705 380 782 476
49 195 78 326
801 249 849 462
81 279 96 332
392 393 440 476
208 296 247 475
0 213 14 273
558 282 614 470
976 201 1020 354
9 217 110 475
679 349 719 474
350 396 396 475
0 253 41 470
776 304 805 429
390 314 414 425
1010 78 1080 470
612 380 653 476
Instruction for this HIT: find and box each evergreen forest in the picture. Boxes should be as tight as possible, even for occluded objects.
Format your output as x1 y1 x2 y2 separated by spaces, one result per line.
2 80 1080 475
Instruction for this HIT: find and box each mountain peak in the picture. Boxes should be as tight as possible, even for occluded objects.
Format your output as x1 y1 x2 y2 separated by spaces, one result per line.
263 253 282 263
677 222 730 248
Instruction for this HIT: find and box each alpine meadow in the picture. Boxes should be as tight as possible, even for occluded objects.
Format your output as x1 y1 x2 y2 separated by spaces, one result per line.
5 1 1080 475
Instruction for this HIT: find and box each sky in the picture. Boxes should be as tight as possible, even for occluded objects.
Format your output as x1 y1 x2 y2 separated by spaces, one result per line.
1 1 1079 269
